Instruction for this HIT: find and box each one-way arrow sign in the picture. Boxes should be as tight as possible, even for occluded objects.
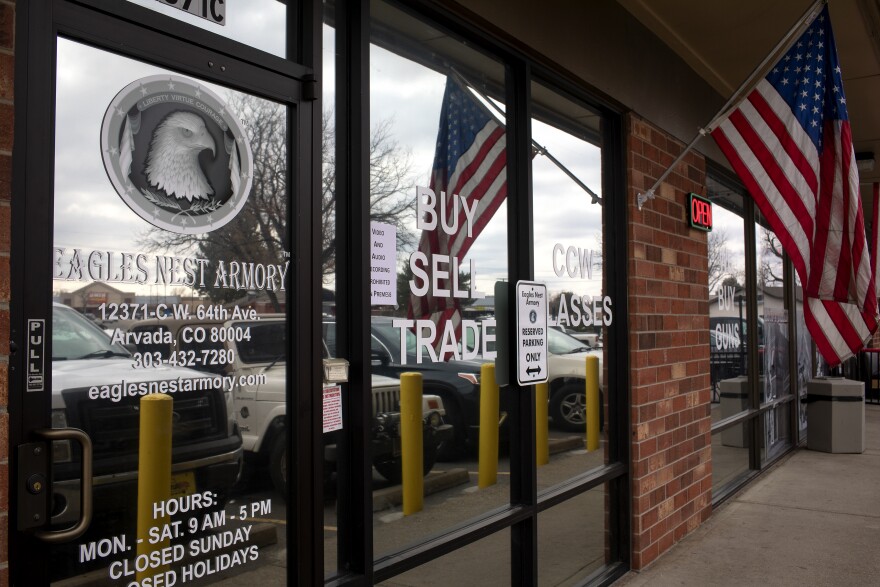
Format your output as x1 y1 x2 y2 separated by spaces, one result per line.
516 281 548 385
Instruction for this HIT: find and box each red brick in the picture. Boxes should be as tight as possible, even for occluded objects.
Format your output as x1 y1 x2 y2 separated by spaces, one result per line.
0 205 7 253
0 2 13 50
0 363 6 406
0 53 11 103
0 410 5 457
0 310 7 355
0 462 6 512
0 104 11 152
0 154 10 201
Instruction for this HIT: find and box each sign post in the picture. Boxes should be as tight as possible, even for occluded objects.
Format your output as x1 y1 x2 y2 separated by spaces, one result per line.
515 281 548 386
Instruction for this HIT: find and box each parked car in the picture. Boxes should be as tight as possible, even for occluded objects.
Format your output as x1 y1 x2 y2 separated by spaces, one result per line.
50 303 243 529
326 316 491 460
118 314 452 490
350 316 608 449
545 327 605 432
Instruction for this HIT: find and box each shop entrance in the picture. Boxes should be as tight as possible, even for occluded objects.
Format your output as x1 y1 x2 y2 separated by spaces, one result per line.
10 2 317 584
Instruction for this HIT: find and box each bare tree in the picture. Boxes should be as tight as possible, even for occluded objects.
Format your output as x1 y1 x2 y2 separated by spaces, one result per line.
707 229 732 294
759 227 785 287
141 97 418 301
321 111 417 283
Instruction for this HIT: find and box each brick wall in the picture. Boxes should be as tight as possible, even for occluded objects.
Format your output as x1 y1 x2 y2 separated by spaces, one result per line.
626 113 713 569
0 0 11 582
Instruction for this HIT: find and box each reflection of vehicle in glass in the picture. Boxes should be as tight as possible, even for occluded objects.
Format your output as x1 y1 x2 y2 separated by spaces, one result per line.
545 327 605 432
120 315 452 490
50 303 243 528
360 316 605 447
337 316 488 460
475 322 605 432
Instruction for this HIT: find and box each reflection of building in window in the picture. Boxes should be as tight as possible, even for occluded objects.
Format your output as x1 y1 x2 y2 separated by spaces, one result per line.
57 282 136 316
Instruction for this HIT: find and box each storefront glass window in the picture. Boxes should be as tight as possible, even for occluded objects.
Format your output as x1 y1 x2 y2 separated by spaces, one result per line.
706 177 752 495
368 0 509 556
377 529 511 585
51 39 289 583
706 193 749 421
529 81 609 489
537 486 607 584
321 16 342 577
756 212 793 461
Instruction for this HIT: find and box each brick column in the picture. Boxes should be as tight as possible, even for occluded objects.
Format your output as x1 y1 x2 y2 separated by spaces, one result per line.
0 1 12 581
626 113 713 569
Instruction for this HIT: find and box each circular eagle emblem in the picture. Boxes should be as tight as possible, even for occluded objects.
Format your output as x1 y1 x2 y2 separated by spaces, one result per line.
101 75 253 234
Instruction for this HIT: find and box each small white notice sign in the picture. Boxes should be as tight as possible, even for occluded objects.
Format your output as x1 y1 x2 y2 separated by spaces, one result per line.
322 385 343 433
370 221 397 305
516 281 548 385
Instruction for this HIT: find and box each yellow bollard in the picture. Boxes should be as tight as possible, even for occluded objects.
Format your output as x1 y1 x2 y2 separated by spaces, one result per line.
136 394 173 583
585 355 600 451
535 382 549 466
400 372 424 515
478 363 499 488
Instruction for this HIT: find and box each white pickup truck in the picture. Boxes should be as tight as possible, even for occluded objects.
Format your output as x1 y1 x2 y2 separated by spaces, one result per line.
50 303 243 528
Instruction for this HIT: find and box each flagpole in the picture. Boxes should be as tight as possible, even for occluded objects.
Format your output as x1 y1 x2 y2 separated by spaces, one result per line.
636 0 826 210
449 67 603 204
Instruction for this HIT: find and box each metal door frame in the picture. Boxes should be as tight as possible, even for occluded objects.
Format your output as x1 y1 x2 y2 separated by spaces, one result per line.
9 1 323 583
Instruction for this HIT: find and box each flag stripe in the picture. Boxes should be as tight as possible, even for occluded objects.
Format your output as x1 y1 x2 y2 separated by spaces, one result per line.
710 6 878 366
725 107 814 271
408 76 508 357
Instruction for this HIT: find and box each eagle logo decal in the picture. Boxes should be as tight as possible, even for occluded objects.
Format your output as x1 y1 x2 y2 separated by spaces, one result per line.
101 75 253 234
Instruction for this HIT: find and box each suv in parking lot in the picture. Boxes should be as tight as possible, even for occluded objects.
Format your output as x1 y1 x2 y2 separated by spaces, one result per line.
545 326 605 432
334 316 606 455
326 316 491 460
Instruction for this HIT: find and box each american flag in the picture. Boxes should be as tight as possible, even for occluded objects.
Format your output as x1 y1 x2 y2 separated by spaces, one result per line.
711 6 878 366
407 76 507 358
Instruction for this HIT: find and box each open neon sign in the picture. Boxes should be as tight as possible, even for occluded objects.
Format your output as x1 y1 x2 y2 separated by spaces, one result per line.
687 193 713 232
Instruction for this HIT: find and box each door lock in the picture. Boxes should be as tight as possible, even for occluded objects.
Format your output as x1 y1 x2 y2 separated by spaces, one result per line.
16 442 49 531
26 473 46 495
17 429 93 542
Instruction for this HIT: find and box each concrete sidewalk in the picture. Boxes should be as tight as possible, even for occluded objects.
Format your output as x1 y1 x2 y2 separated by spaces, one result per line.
616 403 880 587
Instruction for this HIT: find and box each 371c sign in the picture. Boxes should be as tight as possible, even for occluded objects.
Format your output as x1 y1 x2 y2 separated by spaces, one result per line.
157 0 226 25
687 193 713 232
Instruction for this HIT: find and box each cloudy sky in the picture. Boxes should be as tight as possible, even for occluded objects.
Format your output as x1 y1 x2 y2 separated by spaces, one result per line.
55 2 605 305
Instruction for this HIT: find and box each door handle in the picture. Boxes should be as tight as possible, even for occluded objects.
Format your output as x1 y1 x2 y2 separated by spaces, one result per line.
32 428 93 543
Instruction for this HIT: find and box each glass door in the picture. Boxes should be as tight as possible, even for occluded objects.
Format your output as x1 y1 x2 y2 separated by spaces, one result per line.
11 2 315 584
